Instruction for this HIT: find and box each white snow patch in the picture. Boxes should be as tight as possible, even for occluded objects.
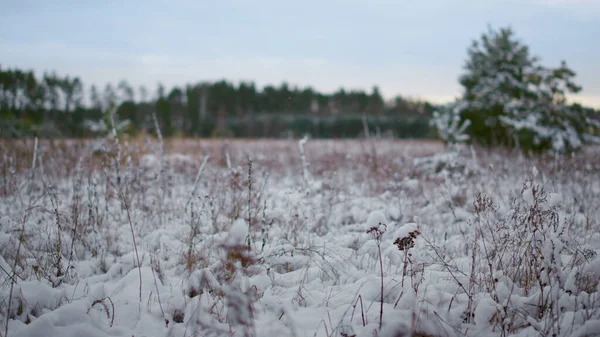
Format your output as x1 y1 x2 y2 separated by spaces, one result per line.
230 218 249 243
366 210 388 229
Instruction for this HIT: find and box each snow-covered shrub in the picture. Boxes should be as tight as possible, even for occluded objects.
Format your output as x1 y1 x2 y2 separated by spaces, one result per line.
465 179 600 335
185 219 261 336
430 101 471 145
412 141 481 182
83 103 131 136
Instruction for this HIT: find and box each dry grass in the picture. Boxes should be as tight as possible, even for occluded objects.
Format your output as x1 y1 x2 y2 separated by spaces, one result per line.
1 136 599 337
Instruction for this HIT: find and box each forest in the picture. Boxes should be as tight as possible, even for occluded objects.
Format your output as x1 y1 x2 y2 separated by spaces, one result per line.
0 66 435 139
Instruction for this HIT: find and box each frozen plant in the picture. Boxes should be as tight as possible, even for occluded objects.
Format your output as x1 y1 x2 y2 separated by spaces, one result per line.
223 220 259 336
392 222 421 289
298 135 313 189
366 210 387 331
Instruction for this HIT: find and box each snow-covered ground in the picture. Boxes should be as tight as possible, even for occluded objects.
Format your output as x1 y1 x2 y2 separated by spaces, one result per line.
1 138 599 337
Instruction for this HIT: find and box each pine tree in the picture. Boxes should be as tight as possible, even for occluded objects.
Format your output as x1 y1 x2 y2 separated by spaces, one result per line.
435 26 599 153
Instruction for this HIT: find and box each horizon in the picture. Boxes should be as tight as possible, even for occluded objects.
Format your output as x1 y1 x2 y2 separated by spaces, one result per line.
1 0 599 108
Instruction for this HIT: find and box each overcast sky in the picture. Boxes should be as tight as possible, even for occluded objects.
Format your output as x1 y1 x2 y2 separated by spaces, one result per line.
1 0 599 107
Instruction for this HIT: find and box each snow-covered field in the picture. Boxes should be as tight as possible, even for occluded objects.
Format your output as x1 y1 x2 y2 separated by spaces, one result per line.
1 137 599 337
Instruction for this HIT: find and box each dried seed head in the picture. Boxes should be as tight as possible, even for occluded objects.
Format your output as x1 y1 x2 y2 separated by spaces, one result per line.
394 230 421 251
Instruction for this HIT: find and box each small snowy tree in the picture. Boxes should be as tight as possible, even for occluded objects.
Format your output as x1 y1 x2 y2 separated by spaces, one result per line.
439 26 599 153
430 101 471 145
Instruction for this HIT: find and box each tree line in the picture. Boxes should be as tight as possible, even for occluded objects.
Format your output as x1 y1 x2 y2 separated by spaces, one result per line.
0 65 435 139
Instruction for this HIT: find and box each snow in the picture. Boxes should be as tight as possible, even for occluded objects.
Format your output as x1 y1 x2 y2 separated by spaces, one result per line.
1 139 599 337
230 218 248 243
474 296 500 328
547 192 561 208
391 222 419 241
522 185 535 205
366 210 387 229
583 257 600 280
571 320 600 337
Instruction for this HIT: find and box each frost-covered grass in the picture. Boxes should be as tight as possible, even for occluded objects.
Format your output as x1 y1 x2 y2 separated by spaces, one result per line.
0 137 599 337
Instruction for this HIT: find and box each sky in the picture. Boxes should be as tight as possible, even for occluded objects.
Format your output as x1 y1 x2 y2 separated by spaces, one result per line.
1 0 600 108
